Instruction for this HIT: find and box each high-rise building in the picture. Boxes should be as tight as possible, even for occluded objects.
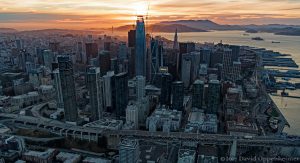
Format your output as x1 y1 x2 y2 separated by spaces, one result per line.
200 48 211 67
118 42 127 61
173 28 179 50
135 16 146 77
232 61 241 82
110 57 118 74
192 80 204 109
103 71 115 112
229 45 240 62
158 73 172 105
112 72 129 118
171 81 184 111
222 48 233 80
119 139 140 163
86 67 103 121
85 43 98 64
126 103 139 129
136 76 145 102
58 56 78 123
99 50 111 76
178 42 195 78
181 53 192 88
128 30 136 48
43 50 53 69
207 80 221 114
53 69 64 109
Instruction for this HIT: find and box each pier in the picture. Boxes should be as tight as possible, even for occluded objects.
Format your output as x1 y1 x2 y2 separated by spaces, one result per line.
271 94 300 99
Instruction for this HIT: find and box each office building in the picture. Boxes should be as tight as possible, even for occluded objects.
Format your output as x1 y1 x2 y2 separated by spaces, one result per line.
207 80 221 114
192 80 204 109
222 48 233 80
136 76 145 102
113 72 129 118
53 69 64 109
85 43 98 64
58 56 78 123
232 61 241 82
181 53 192 88
157 73 172 105
99 50 111 76
86 67 104 121
135 16 146 76
229 45 240 62
126 103 139 129
103 71 114 112
118 42 127 61
128 30 136 48
119 139 140 163
43 50 53 69
171 81 184 111
200 48 211 66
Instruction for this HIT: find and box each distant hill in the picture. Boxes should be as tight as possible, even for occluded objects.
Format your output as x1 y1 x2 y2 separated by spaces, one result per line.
0 28 18 33
114 24 207 33
160 20 300 36
17 28 103 35
160 20 243 30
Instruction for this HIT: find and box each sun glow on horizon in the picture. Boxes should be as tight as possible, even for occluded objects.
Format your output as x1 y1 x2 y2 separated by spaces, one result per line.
132 1 149 16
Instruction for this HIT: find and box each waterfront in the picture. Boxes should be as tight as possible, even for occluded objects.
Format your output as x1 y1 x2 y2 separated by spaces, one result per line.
158 30 300 135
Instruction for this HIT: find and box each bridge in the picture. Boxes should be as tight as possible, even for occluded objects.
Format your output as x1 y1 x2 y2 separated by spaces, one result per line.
1 113 299 147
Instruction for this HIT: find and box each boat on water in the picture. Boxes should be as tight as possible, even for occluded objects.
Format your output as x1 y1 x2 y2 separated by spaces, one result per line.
281 90 289 96
252 37 264 41
282 77 291 81
272 41 280 43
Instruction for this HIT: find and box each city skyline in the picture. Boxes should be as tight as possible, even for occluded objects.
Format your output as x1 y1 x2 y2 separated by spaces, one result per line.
1 0 300 30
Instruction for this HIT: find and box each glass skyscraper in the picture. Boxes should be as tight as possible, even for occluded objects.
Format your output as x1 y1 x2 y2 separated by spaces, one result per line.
135 16 146 77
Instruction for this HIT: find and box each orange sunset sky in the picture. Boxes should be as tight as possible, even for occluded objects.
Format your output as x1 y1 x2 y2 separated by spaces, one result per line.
0 0 300 30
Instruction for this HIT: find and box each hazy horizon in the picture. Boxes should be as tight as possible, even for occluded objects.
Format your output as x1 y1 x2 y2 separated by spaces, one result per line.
1 0 300 30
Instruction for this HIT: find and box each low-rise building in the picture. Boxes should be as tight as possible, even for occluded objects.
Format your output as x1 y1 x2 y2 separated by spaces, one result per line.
146 105 182 132
82 157 111 163
177 148 196 163
185 108 218 134
22 149 57 163
56 152 81 163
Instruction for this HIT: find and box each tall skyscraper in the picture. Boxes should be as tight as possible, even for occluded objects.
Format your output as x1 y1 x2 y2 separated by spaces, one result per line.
173 28 179 50
42 50 53 69
229 45 240 62
118 42 128 61
103 71 115 112
171 81 184 111
128 30 136 48
207 80 221 114
232 61 241 82
119 139 140 163
53 69 64 109
192 80 204 109
181 53 192 88
135 16 146 77
136 76 145 102
58 56 78 123
158 73 172 105
112 72 129 118
222 48 233 80
99 50 111 76
86 67 103 121
85 43 98 64
126 104 139 129
200 48 211 67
